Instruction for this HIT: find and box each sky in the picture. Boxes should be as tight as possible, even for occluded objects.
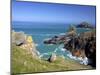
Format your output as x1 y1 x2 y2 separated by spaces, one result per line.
12 0 96 25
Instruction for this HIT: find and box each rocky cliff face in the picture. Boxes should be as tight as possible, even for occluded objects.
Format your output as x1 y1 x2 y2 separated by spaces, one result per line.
12 30 39 58
43 27 96 67
64 31 96 67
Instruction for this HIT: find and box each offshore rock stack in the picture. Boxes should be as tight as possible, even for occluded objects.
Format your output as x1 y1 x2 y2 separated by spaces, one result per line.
76 22 95 29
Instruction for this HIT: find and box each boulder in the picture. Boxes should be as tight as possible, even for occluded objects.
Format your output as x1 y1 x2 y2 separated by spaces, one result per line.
48 53 57 62
12 31 39 58
12 31 26 46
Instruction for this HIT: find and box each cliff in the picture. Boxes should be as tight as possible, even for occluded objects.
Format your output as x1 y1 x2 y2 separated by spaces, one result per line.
43 26 96 67
12 30 39 58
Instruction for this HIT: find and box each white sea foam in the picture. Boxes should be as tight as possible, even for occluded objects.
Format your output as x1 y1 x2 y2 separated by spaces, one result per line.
59 33 66 35
46 44 54 46
39 44 88 65
66 50 88 65
61 48 66 52
54 44 63 53
35 44 39 46
39 52 51 58
54 48 58 53
80 57 88 65
45 34 52 36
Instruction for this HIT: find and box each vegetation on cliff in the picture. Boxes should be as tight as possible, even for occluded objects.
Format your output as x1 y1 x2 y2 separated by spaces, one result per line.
12 45 92 74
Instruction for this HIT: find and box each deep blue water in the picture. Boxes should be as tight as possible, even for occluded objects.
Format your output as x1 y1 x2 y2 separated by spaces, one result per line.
12 22 91 59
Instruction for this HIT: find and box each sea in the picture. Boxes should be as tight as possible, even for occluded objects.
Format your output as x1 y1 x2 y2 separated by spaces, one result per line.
12 22 91 65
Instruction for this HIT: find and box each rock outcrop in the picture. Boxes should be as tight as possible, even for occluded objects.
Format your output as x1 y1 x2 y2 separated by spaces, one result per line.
43 25 96 67
76 22 94 29
43 35 67 44
64 31 96 67
12 30 39 58
43 25 77 45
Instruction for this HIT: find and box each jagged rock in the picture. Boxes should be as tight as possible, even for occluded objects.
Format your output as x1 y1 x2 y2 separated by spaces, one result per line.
44 39 57 44
64 31 96 67
76 22 94 29
85 41 96 67
80 31 96 39
12 30 26 46
12 30 39 58
67 31 77 37
43 24 96 67
43 35 67 44
72 49 86 58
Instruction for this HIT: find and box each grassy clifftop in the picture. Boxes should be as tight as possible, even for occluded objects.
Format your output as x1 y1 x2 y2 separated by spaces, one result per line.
12 45 92 74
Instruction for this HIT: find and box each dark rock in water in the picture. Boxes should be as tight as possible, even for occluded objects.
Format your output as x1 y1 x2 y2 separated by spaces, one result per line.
48 53 57 62
76 22 94 29
43 35 65 44
53 35 58 38
44 39 57 44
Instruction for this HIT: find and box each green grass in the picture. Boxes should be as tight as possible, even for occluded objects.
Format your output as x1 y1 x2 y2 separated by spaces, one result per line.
11 45 92 74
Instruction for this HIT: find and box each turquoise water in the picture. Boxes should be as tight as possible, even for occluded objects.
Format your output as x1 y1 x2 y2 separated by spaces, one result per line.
12 23 91 59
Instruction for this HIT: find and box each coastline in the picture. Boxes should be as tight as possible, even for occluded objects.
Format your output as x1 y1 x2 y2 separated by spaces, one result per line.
11 30 95 74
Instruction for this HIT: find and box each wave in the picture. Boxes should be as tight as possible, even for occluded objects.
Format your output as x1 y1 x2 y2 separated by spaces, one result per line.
54 48 58 53
30 33 58 36
66 51 88 65
39 52 52 58
38 44 88 65
39 45 63 58
61 48 66 52
35 43 39 47
54 44 88 65
59 33 66 35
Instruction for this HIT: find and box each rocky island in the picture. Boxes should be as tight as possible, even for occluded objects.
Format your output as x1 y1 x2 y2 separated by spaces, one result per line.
76 22 95 29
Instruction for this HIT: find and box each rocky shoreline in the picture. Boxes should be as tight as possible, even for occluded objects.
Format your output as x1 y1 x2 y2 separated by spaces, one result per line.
11 29 94 74
43 26 96 67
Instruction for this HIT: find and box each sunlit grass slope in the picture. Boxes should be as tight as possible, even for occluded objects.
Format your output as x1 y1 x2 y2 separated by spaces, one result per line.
11 45 92 74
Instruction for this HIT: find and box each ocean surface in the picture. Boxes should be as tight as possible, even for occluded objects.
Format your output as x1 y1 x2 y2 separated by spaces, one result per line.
12 22 91 64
